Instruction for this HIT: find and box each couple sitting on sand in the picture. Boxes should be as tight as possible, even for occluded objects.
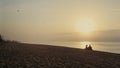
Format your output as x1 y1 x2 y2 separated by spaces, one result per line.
85 44 93 51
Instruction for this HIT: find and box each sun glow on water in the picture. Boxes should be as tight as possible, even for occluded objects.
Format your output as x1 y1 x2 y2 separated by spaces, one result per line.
80 41 91 48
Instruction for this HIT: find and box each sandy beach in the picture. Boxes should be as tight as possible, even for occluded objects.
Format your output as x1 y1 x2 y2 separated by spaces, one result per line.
0 42 120 68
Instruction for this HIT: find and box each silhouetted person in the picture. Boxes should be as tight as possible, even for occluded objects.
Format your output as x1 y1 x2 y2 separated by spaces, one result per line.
85 44 93 51
88 44 93 51
85 45 88 50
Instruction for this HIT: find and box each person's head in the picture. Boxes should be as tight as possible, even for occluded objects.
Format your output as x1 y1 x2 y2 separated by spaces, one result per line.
85 45 88 48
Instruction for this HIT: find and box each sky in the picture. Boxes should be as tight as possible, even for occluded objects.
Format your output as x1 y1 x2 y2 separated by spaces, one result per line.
0 0 120 43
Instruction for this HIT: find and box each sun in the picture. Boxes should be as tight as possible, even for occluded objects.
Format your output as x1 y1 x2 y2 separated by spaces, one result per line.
79 23 93 34
76 20 95 34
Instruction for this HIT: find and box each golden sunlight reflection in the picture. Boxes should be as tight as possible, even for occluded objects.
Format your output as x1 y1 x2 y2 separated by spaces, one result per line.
80 41 91 49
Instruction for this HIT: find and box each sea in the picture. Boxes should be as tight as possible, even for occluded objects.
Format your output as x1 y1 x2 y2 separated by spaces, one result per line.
48 42 120 54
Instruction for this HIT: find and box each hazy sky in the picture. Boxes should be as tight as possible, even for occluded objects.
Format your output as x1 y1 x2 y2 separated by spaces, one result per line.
1 0 120 43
